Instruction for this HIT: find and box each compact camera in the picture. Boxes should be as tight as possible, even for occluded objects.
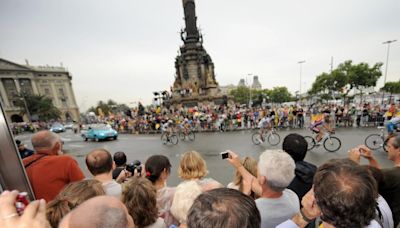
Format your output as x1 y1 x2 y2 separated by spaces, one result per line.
126 160 142 175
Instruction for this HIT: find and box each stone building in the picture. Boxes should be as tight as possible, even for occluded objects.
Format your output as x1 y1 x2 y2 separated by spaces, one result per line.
0 58 80 122
252 75 262 90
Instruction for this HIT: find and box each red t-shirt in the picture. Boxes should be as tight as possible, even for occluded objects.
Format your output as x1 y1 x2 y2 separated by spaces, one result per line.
23 154 85 202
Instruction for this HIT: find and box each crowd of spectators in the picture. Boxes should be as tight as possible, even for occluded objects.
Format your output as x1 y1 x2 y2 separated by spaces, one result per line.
1 130 400 228
94 102 400 134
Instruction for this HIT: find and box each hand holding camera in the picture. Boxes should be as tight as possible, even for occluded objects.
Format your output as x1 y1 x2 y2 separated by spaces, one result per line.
0 190 50 228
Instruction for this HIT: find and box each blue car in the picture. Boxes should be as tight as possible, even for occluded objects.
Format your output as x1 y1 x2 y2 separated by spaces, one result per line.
50 123 65 133
82 124 118 142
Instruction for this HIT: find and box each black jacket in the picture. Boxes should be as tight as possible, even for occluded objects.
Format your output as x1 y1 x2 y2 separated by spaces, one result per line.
288 161 317 201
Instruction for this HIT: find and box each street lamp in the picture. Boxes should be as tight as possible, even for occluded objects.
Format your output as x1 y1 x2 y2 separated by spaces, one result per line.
381 39 397 104
298 60 306 100
247 73 253 107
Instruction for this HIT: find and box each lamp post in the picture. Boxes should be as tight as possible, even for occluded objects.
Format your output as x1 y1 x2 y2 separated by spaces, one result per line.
247 73 253 107
298 60 305 100
381 39 397 104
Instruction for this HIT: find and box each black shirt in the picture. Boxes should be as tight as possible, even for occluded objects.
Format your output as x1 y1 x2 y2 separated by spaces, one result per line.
381 167 400 227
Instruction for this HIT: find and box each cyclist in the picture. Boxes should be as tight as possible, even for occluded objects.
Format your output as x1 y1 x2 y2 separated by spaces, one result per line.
181 118 192 135
312 114 334 145
386 116 400 137
161 119 175 140
257 114 273 142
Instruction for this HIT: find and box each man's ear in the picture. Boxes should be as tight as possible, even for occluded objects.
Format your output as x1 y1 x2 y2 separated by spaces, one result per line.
112 161 116 170
258 175 266 186
53 141 62 155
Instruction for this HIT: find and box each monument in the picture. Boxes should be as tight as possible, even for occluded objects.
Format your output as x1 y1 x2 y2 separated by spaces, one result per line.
170 0 225 107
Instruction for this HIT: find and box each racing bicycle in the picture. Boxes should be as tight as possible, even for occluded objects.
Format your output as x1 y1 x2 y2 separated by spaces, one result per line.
252 128 281 146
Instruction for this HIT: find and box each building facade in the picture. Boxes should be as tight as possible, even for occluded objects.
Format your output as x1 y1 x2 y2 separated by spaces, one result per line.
0 58 80 122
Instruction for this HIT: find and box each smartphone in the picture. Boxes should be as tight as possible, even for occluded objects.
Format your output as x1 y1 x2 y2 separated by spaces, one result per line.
220 151 229 159
359 148 367 155
15 192 30 215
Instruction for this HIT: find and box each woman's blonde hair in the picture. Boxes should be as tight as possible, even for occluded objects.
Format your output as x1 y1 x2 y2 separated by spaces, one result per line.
233 156 258 198
46 179 105 228
178 151 208 180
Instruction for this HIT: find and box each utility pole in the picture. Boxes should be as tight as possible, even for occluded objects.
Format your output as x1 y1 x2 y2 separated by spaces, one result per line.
381 39 397 105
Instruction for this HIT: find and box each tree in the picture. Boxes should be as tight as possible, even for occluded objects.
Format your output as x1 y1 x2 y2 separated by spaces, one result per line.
269 87 292 103
15 94 61 121
381 80 400 103
87 99 130 116
309 60 383 103
229 86 251 104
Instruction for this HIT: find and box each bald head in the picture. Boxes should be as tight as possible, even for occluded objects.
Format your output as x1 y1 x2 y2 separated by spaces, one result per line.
31 130 61 155
59 196 135 228
86 149 113 176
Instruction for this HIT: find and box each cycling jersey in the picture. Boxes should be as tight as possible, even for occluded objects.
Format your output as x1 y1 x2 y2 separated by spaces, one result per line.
258 117 272 128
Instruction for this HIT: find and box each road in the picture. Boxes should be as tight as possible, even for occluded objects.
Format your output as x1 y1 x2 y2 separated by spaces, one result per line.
16 127 394 186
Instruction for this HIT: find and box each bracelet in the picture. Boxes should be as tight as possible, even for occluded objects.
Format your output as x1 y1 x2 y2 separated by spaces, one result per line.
300 209 313 223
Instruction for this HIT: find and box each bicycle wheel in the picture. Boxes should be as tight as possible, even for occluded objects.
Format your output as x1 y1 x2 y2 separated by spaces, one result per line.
365 134 384 150
170 135 179 145
188 131 195 141
252 133 262 145
323 136 341 152
161 134 168 144
267 132 281 146
383 138 389 152
304 136 316 151
179 132 185 141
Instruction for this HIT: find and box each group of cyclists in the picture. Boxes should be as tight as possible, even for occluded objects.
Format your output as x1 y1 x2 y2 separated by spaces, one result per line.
159 104 400 148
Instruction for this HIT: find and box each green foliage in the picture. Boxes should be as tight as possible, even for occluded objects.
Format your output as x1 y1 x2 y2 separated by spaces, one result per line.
269 87 292 103
309 60 383 101
229 86 251 104
15 94 61 121
381 80 400 94
87 99 129 116
229 86 292 105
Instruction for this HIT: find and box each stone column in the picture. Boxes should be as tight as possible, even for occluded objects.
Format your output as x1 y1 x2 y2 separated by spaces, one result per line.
0 79 11 107
31 78 40 95
50 83 60 107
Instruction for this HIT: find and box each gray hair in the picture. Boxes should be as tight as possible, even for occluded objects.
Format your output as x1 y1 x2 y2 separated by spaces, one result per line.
31 130 59 149
258 149 296 192
96 207 128 228
171 180 202 224
392 135 400 149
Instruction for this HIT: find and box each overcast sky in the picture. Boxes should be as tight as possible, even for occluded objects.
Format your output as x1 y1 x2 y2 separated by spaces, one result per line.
1 0 399 111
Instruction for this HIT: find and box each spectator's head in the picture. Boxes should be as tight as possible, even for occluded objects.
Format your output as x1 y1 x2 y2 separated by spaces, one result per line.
46 179 105 228
15 139 25 151
59 196 135 228
187 188 260 228
258 149 295 192
387 135 400 162
31 130 62 155
86 149 114 176
113 151 127 167
233 156 258 194
171 181 202 224
178 151 208 180
314 159 377 228
122 177 158 228
282 133 308 162
145 155 171 183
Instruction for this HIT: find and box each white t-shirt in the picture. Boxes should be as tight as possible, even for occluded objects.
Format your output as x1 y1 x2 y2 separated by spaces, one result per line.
258 117 271 128
102 180 122 199
255 189 300 228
